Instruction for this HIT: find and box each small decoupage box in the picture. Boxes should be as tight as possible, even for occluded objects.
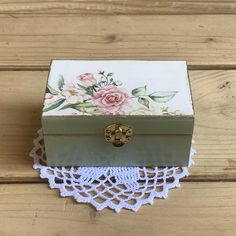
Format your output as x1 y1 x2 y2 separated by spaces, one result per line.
42 60 194 167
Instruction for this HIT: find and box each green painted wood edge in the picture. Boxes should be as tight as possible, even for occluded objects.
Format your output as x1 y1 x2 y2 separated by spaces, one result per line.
42 115 194 135
44 134 192 167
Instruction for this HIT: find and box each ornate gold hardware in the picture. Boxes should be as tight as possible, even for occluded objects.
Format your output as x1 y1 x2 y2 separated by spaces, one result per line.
104 124 133 147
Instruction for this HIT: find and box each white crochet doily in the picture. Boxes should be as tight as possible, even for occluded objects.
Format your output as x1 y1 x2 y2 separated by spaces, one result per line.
30 129 196 212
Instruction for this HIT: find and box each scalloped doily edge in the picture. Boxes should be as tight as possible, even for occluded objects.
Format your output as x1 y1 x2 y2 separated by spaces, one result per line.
30 129 196 212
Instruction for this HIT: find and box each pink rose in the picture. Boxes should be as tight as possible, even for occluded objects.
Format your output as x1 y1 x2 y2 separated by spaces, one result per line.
45 93 53 100
44 93 58 104
92 86 129 114
78 73 97 86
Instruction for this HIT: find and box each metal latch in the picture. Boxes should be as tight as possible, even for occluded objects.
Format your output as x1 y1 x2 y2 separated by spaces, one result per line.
104 124 133 147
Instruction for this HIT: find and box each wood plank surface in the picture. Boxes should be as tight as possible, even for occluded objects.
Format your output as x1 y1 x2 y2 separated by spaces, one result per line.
1 15 236 69
0 182 235 236
0 0 235 233
190 70 236 180
0 69 235 182
1 0 236 15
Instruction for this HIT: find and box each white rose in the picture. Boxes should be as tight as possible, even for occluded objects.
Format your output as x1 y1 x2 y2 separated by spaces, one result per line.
60 83 88 104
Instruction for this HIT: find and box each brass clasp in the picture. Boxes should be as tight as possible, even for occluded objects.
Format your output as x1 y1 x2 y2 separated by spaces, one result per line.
104 124 133 147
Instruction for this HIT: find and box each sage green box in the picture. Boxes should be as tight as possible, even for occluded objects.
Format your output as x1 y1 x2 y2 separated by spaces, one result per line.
42 60 194 167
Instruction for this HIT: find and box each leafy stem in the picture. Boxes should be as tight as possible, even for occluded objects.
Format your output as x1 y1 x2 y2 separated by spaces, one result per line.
98 71 114 87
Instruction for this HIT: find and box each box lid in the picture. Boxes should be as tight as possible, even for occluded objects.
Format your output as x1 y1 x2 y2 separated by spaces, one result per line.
42 60 194 135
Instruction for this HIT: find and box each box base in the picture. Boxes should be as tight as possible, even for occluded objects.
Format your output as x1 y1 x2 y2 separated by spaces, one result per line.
44 135 192 167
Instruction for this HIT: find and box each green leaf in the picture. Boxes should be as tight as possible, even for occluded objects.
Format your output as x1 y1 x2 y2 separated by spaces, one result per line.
77 83 87 90
43 99 65 112
85 86 94 96
77 83 95 95
59 103 76 110
58 75 65 90
149 91 178 103
132 86 147 97
82 106 99 114
107 72 114 77
47 84 59 95
75 102 96 109
59 102 96 112
45 87 50 94
75 102 98 113
138 97 149 108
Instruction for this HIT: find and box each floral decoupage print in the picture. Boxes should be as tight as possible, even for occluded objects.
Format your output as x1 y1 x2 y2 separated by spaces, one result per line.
43 71 179 116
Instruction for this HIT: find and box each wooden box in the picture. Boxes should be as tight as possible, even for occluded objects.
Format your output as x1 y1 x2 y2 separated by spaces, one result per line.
42 60 194 166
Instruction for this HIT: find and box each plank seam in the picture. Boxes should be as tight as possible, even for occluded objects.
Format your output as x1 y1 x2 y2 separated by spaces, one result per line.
0 179 235 184
2 65 236 71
